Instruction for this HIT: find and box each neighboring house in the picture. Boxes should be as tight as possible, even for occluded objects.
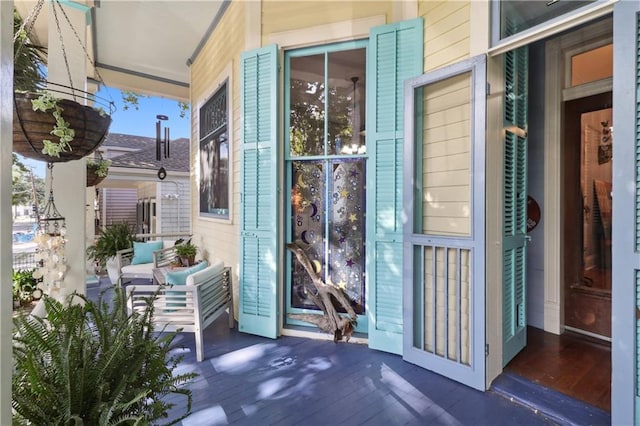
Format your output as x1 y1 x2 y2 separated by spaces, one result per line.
96 133 190 236
185 1 638 423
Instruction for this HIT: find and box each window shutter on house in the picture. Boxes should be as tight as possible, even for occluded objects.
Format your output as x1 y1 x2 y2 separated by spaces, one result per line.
502 46 529 366
367 18 423 354
239 44 279 339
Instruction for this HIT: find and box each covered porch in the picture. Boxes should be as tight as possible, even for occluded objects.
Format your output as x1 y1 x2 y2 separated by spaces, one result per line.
82 278 552 426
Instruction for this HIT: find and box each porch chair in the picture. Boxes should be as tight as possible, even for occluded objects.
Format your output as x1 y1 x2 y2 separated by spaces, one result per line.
125 260 234 362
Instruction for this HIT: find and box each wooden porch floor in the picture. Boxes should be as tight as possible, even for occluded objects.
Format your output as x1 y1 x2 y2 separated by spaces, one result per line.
164 320 559 426
90 280 553 425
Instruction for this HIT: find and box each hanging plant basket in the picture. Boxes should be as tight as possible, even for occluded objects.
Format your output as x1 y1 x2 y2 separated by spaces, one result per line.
86 159 110 187
86 167 107 187
13 91 112 163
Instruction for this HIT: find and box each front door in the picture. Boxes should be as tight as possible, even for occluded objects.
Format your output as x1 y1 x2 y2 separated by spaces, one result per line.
402 55 486 391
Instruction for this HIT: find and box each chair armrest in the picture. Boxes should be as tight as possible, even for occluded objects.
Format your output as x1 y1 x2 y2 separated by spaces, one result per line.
153 246 177 268
116 247 134 268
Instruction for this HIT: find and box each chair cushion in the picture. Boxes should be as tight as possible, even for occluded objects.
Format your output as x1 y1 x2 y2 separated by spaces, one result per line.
121 262 154 278
166 261 208 286
131 241 163 265
186 260 225 286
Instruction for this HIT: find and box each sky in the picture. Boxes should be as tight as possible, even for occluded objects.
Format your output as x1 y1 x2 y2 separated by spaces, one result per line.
19 86 191 177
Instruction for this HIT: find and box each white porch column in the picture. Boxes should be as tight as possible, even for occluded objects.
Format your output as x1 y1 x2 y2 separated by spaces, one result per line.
0 1 14 422
47 2 89 296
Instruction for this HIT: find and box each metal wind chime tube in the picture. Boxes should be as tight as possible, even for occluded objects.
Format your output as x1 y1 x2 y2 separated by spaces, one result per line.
155 114 170 180
155 114 170 160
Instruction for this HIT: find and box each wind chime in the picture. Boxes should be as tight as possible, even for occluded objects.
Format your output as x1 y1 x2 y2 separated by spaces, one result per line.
32 163 68 294
156 114 171 180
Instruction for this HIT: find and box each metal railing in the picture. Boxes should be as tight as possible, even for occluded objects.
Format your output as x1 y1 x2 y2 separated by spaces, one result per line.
13 251 39 271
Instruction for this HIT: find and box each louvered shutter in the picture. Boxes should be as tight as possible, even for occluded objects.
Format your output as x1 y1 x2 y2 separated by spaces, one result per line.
367 18 423 354
239 45 279 338
502 46 528 366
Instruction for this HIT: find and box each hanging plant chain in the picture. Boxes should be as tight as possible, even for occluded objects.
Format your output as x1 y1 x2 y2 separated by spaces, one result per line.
13 0 45 55
51 1 77 103
54 0 114 106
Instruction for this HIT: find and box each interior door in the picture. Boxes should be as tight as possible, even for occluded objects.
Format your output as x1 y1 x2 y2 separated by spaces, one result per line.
403 55 486 391
611 1 640 423
564 94 613 339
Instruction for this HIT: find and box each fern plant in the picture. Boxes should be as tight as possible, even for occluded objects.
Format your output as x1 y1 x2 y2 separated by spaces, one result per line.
12 288 197 425
87 222 135 268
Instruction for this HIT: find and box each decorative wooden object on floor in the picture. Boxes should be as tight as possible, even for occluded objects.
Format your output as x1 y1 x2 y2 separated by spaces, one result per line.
286 241 357 342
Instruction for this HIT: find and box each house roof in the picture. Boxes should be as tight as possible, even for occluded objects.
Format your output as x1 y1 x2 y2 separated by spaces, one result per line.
105 135 190 173
101 133 158 150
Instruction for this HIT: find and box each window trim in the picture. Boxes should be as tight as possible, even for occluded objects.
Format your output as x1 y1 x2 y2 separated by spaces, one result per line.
489 0 614 56
283 40 370 332
196 64 233 224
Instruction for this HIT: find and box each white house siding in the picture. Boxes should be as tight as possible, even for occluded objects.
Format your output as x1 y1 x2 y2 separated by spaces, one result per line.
100 188 137 228
158 179 191 235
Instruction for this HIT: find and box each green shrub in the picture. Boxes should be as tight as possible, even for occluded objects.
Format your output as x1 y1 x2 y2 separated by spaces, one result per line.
12 288 197 425
12 269 40 303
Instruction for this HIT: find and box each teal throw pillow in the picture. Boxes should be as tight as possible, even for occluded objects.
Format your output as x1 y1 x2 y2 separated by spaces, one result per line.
166 260 208 286
131 241 163 265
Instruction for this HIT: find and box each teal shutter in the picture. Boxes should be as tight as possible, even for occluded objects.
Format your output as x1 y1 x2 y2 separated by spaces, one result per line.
239 45 279 339
367 18 423 354
611 2 640 423
502 46 528 366
636 15 640 423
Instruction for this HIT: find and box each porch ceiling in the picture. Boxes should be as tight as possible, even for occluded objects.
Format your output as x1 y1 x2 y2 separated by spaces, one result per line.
14 0 225 100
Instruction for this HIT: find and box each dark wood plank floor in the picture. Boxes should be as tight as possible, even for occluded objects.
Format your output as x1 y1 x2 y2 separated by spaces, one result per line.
504 326 611 412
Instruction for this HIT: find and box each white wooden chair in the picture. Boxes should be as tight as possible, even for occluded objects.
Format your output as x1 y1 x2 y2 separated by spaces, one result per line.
126 262 234 362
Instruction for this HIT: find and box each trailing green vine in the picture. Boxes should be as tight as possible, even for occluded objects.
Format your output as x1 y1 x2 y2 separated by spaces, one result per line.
86 157 111 177
31 92 75 157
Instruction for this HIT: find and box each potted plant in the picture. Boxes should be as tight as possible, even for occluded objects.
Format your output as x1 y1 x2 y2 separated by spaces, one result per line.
87 222 134 284
175 239 198 266
12 288 197 424
12 268 42 309
86 156 111 187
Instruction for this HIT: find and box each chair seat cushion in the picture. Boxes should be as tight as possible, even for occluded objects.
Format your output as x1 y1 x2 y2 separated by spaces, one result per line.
121 262 154 278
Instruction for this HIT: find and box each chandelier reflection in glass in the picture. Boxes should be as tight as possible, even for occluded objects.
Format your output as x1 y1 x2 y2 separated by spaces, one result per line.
32 163 68 293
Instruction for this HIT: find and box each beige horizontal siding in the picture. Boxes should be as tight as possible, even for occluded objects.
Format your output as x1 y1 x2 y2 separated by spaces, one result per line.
422 72 471 237
189 1 246 316
262 0 392 37
419 1 470 72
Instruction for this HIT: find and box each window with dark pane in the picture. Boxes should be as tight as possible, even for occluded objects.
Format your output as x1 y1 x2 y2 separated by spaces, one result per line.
199 82 229 219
